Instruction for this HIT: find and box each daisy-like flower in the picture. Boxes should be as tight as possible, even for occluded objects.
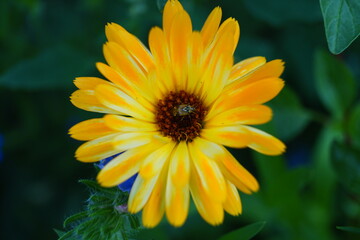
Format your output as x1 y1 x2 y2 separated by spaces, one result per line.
69 0 285 227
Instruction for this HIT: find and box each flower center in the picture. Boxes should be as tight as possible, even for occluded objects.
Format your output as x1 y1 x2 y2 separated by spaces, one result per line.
155 90 207 142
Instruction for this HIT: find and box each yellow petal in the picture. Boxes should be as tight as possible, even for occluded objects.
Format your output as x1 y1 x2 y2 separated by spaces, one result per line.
201 125 250 148
104 114 156 132
188 140 226 203
219 145 259 193
169 9 192 90
73 77 111 90
128 175 159 213
244 126 286 155
97 144 156 187
75 133 121 162
139 142 176 179
165 180 189 227
96 62 155 112
168 142 190 187
95 84 154 121
186 32 203 93
105 23 153 72
208 77 284 119
163 0 184 37
103 42 148 90
142 149 180 228
69 118 117 141
192 138 259 194
201 7 222 48
149 27 170 67
165 142 191 226
223 181 242 216
212 18 240 53
112 132 155 152
205 105 272 126
228 56 266 84
142 164 168 228
225 59 284 91
70 89 118 114
189 167 224 225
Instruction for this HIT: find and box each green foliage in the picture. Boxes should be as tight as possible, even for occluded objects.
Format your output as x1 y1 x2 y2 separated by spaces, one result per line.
58 179 142 240
0 46 96 90
242 0 321 25
266 87 311 141
320 0 360 54
331 141 360 195
337 226 360 234
314 49 357 119
218 222 266 240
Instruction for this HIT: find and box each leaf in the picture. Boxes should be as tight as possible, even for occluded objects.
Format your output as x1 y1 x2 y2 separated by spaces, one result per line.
0 45 96 90
314 49 357 119
218 221 266 240
242 0 322 26
266 87 311 141
331 141 360 195
320 0 360 54
337 226 360 234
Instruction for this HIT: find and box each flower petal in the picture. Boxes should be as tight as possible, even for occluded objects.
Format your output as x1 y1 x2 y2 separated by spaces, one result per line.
139 142 176 179
208 77 284 119
73 77 111 90
189 167 224 225
70 90 118 114
112 132 156 152
165 142 190 227
191 138 259 194
103 42 150 95
163 0 184 37
97 144 156 187
128 175 159 213
142 164 168 228
228 56 266 84
75 133 121 162
104 114 156 131
95 84 154 121
205 105 272 126
69 118 117 141
223 181 242 216
244 126 286 155
105 23 153 72
201 125 250 148
225 59 284 91
169 9 192 90
212 18 240 53
188 140 226 203
201 7 222 48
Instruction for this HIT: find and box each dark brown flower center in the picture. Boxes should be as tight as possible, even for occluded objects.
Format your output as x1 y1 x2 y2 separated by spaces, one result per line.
155 90 207 142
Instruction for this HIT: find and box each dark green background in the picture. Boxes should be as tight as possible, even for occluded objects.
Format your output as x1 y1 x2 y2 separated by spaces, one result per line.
1 0 359 239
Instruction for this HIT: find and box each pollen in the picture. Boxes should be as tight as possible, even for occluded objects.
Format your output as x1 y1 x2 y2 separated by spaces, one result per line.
155 90 207 142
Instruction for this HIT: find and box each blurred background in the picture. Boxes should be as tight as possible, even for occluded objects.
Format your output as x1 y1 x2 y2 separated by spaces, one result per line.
1 0 359 239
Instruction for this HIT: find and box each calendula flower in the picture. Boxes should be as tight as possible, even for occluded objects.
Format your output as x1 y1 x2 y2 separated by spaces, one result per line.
69 0 285 227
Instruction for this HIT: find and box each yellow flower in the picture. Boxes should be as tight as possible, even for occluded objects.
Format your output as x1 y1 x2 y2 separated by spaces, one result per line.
69 0 285 228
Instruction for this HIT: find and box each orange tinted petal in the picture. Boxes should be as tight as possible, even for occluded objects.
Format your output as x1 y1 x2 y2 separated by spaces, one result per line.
201 125 250 148
69 118 116 141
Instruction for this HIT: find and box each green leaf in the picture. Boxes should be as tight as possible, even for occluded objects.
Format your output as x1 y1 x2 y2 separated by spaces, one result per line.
337 226 360 234
331 141 360 195
242 0 322 26
218 221 266 240
0 45 96 90
266 87 311 141
320 0 360 54
314 49 357 119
